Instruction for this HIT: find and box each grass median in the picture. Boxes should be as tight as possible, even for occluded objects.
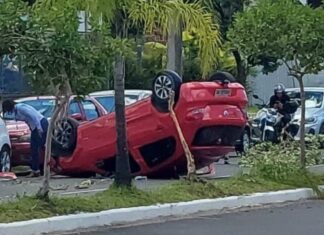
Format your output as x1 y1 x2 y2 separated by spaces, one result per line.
0 176 310 223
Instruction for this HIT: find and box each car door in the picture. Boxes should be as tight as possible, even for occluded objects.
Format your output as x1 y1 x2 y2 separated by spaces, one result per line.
68 99 84 121
79 99 100 121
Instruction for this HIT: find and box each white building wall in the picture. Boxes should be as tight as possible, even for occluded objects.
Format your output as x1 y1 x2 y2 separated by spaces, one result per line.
248 65 324 105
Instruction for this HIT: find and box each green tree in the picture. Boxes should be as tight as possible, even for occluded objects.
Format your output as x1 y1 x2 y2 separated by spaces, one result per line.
228 0 324 166
82 0 222 186
8 0 109 198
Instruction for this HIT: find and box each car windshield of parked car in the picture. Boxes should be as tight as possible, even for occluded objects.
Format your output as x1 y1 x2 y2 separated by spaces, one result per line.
21 99 55 118
94 95 139 112
287 91 323 108
2 98 55 120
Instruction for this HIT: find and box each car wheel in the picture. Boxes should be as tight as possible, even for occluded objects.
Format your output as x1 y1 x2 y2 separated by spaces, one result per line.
242 130 250 153
0 146 11 172
236 130 250 154
209 71 236 83
151 70 182 113
52 117 78 155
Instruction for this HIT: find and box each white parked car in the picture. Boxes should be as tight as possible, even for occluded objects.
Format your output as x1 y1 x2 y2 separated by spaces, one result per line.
89 89 152 112
286 87 324 136
0 116 11 172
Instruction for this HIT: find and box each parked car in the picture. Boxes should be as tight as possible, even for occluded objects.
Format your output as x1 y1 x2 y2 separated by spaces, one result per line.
51 70 248 177
285 87 324 137
3 96 107 167
0 117 11 172
90 90 152 112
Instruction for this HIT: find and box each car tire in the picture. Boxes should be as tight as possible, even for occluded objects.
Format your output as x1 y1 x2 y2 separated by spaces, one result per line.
236 129 250 154
209 71 236 83
0 146 11 172
52 117 79 156
151 70 182 113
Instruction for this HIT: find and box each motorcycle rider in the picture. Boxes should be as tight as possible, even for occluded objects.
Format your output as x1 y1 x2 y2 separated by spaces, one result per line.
269 83 291 132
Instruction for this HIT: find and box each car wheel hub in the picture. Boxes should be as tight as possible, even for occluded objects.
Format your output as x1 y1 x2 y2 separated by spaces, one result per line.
154 75 172 99
54 121 72 148
1 151 10 172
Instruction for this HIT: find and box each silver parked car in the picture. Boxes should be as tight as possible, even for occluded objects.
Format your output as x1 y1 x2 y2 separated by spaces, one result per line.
286 87 324 136
89 89 152 112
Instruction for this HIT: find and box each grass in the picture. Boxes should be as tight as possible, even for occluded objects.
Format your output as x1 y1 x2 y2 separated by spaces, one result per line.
0 176 295 223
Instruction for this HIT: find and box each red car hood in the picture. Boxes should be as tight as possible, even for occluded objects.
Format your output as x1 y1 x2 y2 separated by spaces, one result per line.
5 120 30 136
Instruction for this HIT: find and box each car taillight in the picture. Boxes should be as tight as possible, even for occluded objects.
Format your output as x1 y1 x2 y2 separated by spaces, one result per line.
186 108 205 121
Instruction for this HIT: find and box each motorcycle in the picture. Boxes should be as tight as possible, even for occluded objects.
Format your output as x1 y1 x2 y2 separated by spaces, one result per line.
251 95 299 143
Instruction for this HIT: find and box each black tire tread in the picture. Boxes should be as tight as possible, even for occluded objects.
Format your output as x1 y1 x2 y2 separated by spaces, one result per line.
52 117 79 156
151 70 182 113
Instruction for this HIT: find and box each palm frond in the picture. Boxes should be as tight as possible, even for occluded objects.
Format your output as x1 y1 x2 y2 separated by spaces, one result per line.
129 0 222 77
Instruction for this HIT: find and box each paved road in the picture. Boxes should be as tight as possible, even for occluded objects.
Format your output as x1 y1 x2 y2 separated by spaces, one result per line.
67 200 324 235
0 157 241 201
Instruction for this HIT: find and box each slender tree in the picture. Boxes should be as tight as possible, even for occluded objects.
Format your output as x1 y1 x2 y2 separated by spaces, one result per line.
229 0 324 166
1 0 109 198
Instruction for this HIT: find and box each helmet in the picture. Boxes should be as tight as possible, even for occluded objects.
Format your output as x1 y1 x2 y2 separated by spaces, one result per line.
274 83 285 94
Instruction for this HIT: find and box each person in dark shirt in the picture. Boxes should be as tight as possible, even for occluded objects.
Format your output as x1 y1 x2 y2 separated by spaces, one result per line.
269 84 290 112
269 83 291 128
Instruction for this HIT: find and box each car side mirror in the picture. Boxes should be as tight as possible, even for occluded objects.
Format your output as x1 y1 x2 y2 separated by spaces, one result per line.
71 113 83 121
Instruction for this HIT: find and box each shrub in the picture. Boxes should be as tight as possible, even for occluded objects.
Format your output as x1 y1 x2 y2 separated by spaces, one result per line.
240 135 323 182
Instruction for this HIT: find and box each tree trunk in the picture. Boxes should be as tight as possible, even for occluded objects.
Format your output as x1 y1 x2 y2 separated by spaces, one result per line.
114 55 131 187
167 21 183 76
37 98 67 199
136 34 144 70
233 50 247 86
37 80 71 199
297 76 306 167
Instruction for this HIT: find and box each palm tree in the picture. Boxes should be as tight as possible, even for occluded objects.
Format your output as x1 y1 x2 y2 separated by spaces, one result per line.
83 0 222 186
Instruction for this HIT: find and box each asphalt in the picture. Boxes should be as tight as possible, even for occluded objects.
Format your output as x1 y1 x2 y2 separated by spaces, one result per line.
66 200 324 235
0 157 241 201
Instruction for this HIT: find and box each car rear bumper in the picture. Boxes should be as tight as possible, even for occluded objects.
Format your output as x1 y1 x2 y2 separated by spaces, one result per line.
11 142 31 166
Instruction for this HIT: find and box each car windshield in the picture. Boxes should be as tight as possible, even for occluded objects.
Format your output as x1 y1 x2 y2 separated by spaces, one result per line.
3 99 55 120
23 99 55 118
287 91 323 108
94 95 139 113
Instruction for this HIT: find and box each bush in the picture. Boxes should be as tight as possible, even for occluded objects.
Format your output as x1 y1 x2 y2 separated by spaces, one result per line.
240 135 323 182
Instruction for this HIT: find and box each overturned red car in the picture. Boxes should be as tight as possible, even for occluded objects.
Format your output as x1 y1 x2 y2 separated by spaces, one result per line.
51 70 248 177
4 96 107 167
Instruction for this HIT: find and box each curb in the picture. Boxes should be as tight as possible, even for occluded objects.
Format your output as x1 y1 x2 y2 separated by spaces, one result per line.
0 188 316 235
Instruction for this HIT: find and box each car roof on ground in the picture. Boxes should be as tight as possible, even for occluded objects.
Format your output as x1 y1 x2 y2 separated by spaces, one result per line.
89 89 152 97
286 87 324 92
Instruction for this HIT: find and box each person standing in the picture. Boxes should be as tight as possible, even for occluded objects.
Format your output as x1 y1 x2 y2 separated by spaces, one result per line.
2 100 48 177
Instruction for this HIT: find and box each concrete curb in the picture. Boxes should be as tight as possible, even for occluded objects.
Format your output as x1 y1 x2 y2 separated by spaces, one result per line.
0 188 317 235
